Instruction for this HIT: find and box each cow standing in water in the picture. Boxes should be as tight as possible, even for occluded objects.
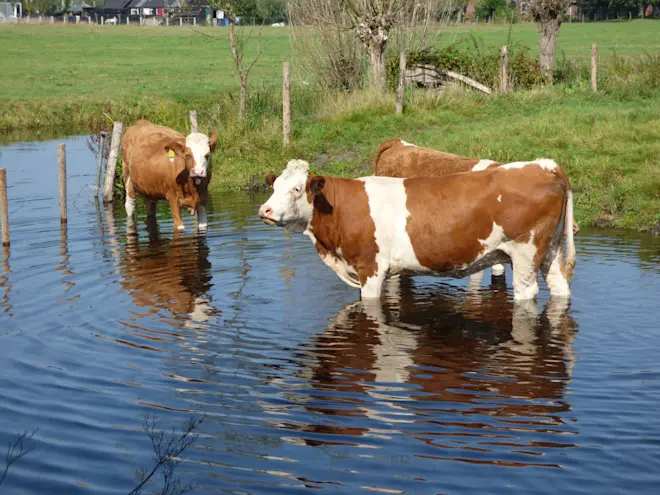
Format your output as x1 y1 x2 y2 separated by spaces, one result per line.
372 138 580 283
259 159 576 301
122 119 219 231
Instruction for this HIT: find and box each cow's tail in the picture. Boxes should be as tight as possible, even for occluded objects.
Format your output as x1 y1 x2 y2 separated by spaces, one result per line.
563 188 576 281
371 139 402 175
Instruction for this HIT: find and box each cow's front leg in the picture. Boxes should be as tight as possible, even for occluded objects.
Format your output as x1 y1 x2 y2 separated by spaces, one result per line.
360 266 388 300
196 204 208 231
167 194 185 231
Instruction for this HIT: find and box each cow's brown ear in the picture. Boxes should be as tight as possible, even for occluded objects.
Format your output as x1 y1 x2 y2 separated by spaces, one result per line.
307 176 326 196
265 174 278 188
209 131 219 153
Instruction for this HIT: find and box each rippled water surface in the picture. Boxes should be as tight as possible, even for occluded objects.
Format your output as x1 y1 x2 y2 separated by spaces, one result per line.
1 137 659 494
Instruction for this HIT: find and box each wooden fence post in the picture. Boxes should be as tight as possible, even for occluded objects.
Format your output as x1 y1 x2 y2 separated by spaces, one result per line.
95 131 108 194
0 169 9 247
193 17 196 26
103 122 124 203
499 45 509 93
189 110 199 133
591 44 598 92
283 62 291 146
58 144 67 223
396 51 406 115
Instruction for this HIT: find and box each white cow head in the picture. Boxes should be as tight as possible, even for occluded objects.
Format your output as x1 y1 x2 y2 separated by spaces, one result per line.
258 159 318 233
185 131 219 178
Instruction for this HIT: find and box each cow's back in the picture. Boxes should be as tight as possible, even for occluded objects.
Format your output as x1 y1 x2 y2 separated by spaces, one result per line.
374 140 493 178
122 120 189 199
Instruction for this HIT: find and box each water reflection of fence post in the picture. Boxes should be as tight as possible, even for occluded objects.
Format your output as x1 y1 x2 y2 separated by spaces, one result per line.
103 204 122 274
103 122 124 203
58 144 67 223
58 224 75 294
0 168 9 247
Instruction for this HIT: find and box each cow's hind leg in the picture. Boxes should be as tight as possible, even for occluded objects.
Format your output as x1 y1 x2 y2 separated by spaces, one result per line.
491 263 505 277
144 198 157 218
125 177 137 220
467 270 484 291
507 241 540 301
542 248 571 298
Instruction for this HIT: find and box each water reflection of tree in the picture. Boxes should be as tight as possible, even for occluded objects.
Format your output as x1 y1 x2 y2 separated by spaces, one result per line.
277 278 579 468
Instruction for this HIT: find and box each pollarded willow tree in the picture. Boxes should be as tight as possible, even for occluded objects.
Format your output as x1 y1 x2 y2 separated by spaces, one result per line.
530 0 571 83
288 0 448 92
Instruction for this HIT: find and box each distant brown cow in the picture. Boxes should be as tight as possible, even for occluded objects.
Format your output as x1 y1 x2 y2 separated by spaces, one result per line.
122 119 219 231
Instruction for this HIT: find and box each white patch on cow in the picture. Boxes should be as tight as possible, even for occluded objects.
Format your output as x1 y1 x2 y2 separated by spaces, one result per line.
499 231 539 301
491 264 505 276
318 245 361 288
125 195 136 218
359 176 428 298
400 140 416 147
471 159 497 171
497 194 502 203
544 249 571 297
500 158 558 171
479 222 505 252
196 205 208 231
185 132 212 178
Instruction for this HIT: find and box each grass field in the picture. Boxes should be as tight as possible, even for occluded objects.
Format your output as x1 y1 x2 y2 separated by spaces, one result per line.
1 21 659 232
2 21 659 103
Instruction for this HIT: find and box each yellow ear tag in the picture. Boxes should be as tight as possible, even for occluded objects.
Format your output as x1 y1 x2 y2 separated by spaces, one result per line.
167 149 175 162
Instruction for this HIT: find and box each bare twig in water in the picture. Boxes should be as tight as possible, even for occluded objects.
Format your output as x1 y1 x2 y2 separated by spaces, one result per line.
129 415 204 495
0 428 39 489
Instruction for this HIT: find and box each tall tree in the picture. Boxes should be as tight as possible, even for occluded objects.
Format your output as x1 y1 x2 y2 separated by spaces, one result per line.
530 0 571 83
288 0 446 93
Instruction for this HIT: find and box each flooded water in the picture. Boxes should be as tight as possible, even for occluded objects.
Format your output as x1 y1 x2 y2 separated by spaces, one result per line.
0 136 659 495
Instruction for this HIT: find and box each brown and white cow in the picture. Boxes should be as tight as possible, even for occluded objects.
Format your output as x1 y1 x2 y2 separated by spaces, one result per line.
122 119 219 231
259 159 576 301
372 138 580 281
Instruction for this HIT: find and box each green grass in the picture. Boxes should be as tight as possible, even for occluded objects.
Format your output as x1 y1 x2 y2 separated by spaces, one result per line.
0 24 289 103
2 21 658 104
436 20 660 59
205 85 660 233
1 21 659 232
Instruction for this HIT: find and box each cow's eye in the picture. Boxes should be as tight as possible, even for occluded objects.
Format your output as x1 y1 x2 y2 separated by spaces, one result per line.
294 186 301 194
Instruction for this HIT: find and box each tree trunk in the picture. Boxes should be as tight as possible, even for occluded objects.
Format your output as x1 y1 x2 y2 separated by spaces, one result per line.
239 71 248 123
228 16 248 122
538 17 561 84
367 41 387 93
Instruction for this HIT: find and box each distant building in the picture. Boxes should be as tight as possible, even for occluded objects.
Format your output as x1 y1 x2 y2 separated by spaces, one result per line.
0 1 21 21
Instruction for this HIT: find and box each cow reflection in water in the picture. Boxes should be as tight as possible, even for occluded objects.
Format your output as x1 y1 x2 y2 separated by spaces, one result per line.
120 217 216 327
278 278 578 466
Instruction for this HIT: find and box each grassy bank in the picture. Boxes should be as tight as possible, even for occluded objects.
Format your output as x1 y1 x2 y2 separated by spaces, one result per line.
205 86 660 233
1 22 659 232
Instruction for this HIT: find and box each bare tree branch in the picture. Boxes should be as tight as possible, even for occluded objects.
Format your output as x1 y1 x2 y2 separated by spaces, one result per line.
129 415 203 495
0 428 38 489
